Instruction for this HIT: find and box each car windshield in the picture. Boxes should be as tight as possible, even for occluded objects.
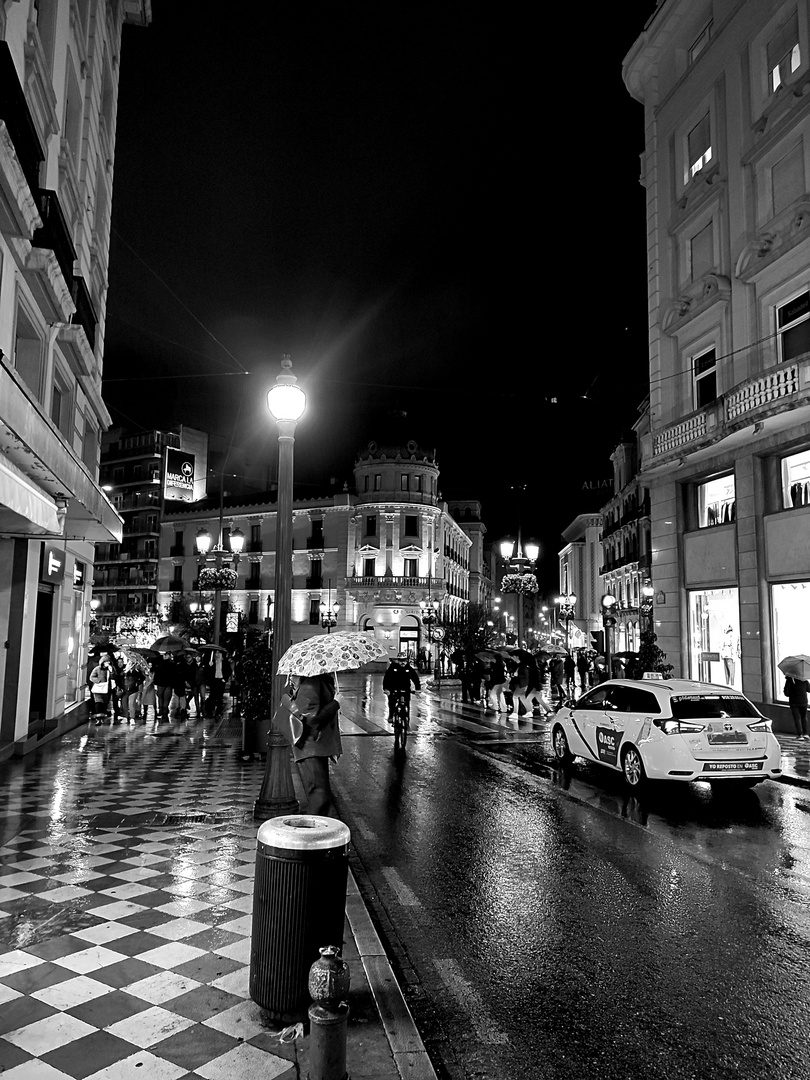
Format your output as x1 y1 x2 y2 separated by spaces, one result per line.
670 694 759 720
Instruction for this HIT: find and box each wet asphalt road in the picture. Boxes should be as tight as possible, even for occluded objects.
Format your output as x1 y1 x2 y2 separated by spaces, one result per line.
334 675 810 1080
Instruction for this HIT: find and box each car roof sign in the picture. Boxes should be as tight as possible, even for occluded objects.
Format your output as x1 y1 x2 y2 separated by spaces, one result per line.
642 672 664 680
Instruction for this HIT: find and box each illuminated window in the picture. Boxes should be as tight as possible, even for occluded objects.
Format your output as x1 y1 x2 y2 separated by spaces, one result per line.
782 448 810 508
768 12 800 93
697 474 735 528
688 114 712 179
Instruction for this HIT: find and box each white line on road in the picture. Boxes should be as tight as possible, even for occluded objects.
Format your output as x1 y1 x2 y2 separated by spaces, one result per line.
381 865 423 908
432 958 511 1045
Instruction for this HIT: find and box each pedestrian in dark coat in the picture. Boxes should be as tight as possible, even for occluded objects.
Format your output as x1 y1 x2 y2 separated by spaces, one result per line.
485 657 508 713
549 657 566 704
576 650 590 692
785 675 810 739
289 673 341 815
564 654 576 696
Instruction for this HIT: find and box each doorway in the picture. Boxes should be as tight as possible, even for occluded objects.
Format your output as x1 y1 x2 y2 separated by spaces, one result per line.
29 585 54 725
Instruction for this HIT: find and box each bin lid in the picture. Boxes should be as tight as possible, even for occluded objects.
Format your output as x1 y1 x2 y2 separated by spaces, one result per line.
257 815 350 852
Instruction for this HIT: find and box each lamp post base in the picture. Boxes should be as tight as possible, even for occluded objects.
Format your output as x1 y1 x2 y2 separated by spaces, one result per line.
253 729 300 820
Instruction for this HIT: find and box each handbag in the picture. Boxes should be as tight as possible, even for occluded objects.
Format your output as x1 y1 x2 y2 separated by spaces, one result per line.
274 694 305 746
93 680 109 695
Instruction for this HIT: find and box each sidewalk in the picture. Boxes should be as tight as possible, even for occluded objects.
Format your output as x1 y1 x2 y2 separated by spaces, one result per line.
0 710 436 1080
773 732 810 788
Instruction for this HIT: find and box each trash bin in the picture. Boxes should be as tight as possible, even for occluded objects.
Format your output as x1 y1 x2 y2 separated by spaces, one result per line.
250 815 350 1022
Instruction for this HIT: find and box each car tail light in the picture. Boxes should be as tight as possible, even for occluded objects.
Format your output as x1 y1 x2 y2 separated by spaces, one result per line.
747 719 771 732
654 718 706 735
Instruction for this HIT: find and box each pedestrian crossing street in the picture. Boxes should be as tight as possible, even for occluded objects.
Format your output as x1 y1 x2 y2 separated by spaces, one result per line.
336 676 552 741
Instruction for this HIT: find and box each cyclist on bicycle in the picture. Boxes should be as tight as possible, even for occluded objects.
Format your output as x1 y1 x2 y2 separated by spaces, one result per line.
383 655 421 724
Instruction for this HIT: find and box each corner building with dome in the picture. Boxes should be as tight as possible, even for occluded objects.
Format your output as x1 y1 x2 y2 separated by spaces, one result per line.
157 440 486 665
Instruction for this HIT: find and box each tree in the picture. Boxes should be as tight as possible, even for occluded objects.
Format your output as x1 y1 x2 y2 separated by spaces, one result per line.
637 629 674 677
442 603 493 654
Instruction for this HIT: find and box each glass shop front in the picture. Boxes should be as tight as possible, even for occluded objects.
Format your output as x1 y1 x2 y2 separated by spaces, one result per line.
688 587 742 691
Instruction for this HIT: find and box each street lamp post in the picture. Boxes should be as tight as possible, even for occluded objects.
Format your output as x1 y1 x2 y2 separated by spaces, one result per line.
640 581 654 638
555 593 577 655
419 597 442 684
255 355 307 821
320 579 340 633
602 593 618 678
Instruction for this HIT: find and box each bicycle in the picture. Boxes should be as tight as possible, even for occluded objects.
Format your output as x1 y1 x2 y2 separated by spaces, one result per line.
388 690 410 749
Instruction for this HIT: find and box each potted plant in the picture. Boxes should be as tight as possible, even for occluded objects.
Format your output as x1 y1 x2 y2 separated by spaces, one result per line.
235 630 275 760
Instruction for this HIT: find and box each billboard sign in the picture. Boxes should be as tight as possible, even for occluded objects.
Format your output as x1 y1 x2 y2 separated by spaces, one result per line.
164 448 196 502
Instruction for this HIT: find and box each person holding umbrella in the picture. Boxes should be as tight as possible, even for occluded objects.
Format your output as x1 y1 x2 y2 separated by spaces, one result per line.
288 672 342 815
779 655 810 740
275 631 387 811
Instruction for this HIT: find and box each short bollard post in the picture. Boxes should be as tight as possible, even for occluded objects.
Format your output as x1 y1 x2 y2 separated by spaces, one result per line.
307 945 350 1080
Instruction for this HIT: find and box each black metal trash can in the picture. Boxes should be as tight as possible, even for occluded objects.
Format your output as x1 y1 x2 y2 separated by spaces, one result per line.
249 815 350 1022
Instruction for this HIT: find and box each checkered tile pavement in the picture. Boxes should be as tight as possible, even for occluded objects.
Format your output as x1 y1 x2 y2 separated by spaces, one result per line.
0 724 308 1079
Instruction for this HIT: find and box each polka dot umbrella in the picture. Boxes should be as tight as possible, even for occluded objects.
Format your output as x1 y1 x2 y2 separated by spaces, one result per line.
277 631 387 677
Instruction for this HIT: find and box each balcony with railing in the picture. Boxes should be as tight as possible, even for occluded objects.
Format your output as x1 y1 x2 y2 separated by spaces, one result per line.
347 575 445 590
651 357 808 463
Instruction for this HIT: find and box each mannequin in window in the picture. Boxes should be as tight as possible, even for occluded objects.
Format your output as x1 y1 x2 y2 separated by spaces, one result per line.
720 626 738 684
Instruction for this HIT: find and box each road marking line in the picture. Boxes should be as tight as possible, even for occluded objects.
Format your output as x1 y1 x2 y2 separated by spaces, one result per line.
381 865 422 907
432 958 511 1045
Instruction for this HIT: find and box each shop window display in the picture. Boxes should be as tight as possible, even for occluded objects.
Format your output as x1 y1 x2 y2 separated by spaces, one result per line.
688 588 741 690
772 582 810 700
782 448 810 508
697 474 736 528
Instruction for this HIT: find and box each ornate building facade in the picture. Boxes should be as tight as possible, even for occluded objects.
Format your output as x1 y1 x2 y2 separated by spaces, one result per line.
0 2 150 758
624 0 810 721
159 441 481 665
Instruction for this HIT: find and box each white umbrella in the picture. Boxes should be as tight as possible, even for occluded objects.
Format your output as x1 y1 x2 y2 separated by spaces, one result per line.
277 631 386 677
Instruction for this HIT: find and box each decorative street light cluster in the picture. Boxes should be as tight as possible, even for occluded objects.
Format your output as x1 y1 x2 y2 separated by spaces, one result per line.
499 536 539 648
194 524 245 645
320 579 341 633
555 592 577 653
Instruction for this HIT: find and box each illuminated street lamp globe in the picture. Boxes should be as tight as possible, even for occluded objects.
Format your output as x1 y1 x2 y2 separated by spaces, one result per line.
267 357 307 423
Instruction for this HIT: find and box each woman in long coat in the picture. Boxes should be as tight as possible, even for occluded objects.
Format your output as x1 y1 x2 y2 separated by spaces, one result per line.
289 672 341 815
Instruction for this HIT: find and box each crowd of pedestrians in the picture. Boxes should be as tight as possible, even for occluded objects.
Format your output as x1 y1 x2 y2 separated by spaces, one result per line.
85 644 234 726
447 645 631 718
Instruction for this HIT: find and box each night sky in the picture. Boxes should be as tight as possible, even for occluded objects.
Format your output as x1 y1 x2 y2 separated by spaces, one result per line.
103 2 658 591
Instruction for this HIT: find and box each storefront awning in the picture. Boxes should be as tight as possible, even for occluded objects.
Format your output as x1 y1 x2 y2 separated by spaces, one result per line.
0 453 61 534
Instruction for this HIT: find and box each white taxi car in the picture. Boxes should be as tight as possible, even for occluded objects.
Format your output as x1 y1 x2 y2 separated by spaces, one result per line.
551 678 782 790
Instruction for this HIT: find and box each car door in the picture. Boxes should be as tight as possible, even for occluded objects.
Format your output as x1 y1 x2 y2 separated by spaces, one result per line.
569 686 615 763
603 686 660 768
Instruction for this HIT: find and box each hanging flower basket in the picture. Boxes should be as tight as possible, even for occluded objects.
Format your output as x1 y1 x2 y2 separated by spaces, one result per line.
198 566 238 590
501 573 539 595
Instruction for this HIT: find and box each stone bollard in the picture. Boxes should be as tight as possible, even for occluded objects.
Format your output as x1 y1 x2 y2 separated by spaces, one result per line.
307 945 350 1080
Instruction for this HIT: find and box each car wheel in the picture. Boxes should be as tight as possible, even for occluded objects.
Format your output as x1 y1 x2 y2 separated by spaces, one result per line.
552 725 573 764
621 745 646 790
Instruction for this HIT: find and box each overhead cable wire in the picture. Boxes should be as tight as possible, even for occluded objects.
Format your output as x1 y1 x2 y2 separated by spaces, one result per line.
111 227 249 374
